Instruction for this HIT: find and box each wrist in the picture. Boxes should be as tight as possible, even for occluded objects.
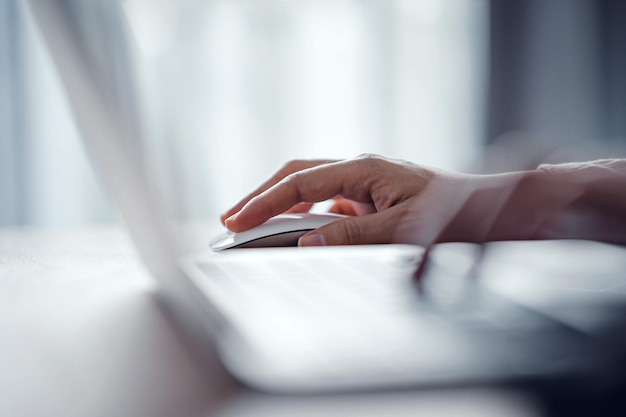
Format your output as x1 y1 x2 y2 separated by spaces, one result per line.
442 169 578 243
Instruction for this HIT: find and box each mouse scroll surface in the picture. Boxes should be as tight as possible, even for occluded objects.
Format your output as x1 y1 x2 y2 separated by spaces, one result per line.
209 213 347 251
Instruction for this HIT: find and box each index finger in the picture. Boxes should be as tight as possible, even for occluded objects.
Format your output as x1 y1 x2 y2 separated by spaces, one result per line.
220 159 336 224
225 159 376 232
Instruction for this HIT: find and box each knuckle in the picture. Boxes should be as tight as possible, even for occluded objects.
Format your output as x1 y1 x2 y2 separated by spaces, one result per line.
279 159 302 175
336 219 364 244
281 159 314 171
355 153 382 162
281 172 304 199
291 159 309 167
285 170 323 202
353 153 388 171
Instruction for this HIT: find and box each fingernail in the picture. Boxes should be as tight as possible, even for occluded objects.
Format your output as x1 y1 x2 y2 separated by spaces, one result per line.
298 233 326 247
224 213 238 227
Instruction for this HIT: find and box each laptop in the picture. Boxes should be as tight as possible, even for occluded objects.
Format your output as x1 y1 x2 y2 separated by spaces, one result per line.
27 0 626 393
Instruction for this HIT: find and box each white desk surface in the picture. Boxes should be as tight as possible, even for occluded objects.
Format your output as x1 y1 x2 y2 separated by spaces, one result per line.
0 227 539 417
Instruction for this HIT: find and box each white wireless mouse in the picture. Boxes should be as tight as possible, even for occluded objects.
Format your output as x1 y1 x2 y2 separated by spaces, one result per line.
210 212 348 251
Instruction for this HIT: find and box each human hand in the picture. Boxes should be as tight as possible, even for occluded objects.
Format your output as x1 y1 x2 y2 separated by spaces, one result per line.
223 152 626 246
221 154 558 246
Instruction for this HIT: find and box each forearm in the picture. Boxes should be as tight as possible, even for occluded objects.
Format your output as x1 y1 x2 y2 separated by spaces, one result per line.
439 159 626 244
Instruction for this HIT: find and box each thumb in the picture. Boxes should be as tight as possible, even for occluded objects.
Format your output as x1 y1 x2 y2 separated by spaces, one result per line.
298 210 400 246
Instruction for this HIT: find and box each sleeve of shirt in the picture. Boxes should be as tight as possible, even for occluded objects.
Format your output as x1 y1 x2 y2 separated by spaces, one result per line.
536 159 626 242
538 158 626 179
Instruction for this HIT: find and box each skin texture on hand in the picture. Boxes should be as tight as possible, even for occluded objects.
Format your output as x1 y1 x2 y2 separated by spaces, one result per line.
221 154 626 247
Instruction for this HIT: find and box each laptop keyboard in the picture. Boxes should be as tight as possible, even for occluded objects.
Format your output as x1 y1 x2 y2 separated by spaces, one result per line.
196 253 420 318
189 246 598 387
193 245 554 333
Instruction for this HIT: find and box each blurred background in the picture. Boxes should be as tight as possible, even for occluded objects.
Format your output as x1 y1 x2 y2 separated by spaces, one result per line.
1 0 625 228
